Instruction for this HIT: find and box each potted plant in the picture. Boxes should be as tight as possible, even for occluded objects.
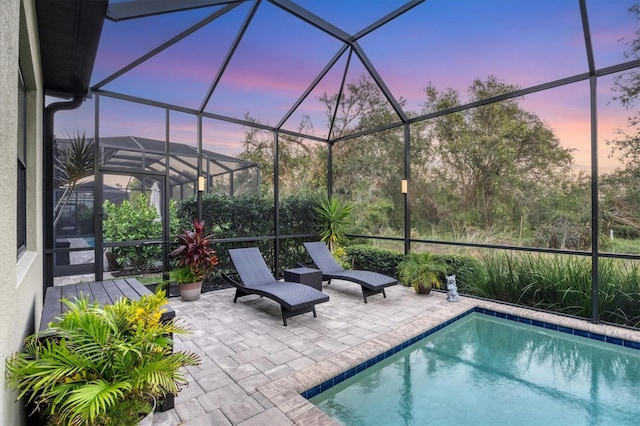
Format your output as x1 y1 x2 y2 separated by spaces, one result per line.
170 218 219 301
5 290 200 426
397 252 447 295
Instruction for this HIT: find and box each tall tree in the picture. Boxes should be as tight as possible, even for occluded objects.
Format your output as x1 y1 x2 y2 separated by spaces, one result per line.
606 3 640 175
421 76 573 229
601 4 640 239
318 75 408 233
238 114 325 195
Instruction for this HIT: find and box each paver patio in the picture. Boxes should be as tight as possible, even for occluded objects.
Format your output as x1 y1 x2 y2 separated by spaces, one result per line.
151 280 640 426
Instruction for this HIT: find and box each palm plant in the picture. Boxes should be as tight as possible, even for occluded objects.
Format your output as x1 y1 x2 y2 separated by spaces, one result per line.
5 291 200 426
315 196 353 252
53 132 97 227
397 252 448 294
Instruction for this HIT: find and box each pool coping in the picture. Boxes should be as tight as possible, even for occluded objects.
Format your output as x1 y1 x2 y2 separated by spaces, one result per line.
254 297 640 425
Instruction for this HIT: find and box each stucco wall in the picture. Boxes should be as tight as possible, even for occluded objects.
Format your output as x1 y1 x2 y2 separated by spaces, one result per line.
0 1 44 425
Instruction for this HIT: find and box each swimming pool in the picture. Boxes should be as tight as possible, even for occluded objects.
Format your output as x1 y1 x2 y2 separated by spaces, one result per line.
308 311 640 425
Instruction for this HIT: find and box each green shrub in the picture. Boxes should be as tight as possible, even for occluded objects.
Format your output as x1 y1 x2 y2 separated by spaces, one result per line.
103 195 162 272
609 225 640 240
344 244 404 277
340 245 487 288
432 253 487 292
176 192 320 276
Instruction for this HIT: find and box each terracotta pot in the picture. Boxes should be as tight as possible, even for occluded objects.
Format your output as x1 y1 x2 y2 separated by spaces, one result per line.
179 280 203 301
105 251 122 271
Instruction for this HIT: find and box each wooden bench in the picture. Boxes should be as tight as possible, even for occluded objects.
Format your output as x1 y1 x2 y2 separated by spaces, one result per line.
40 278 176 411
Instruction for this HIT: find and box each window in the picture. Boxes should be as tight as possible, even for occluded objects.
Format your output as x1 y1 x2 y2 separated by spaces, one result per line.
17 69 26 256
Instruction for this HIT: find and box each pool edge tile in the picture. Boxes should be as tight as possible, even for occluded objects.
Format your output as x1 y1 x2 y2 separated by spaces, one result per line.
301 306 640 403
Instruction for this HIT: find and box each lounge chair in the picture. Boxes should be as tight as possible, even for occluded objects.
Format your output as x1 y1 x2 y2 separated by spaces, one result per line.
225 247 329 326
303 241 398 303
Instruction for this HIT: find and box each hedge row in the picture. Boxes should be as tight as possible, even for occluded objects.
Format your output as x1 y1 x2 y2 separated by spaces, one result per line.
175 192 321 276
176 191 488 287
344 244 486 292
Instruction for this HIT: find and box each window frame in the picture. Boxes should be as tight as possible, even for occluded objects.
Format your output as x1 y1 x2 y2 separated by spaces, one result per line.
17 67 27 257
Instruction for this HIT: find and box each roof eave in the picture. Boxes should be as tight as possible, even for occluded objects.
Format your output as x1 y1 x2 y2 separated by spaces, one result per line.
36 0 108 99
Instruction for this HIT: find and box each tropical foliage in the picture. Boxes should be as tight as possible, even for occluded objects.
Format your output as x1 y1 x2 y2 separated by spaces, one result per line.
170 218 219 282
397 252 448 293
5 291 200 426
465 253 640 328
54 132 97 227
176 192 320 276
103 195 162 272
315 196 353 252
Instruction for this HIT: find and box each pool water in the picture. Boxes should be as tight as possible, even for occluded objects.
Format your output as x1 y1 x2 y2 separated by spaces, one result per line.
309 313 640 426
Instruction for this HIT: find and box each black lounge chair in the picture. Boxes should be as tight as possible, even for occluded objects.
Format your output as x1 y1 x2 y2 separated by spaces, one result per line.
303 241 398 303
225 247 329 326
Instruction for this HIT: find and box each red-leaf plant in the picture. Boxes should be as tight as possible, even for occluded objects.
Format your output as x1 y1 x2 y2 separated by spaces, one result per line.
170 218 219 282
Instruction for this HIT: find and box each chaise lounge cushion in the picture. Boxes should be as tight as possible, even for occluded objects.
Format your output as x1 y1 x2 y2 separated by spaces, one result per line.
227 247 329 325
303 241 397 302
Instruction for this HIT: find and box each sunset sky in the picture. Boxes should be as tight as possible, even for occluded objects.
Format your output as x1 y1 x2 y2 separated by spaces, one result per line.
54 0 638 173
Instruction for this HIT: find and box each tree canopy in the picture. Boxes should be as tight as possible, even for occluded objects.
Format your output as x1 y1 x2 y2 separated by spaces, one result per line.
420 76 573 229
237 66 638 251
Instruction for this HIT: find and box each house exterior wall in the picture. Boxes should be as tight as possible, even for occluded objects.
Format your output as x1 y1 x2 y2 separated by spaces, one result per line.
0 0 44 424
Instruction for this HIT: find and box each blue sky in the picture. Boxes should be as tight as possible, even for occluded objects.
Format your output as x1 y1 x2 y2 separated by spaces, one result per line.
54 0 638 171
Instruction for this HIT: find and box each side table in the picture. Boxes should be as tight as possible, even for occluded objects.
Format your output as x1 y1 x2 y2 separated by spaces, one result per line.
284 267 323 292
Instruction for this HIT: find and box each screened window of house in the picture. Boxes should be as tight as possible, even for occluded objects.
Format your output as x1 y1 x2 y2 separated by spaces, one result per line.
17 68 26 257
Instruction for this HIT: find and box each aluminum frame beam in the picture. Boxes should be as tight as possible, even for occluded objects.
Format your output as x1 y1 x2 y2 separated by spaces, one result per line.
106 0 244 22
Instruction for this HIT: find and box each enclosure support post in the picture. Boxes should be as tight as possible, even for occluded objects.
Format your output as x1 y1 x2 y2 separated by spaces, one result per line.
589 75 599 324
327 142 333 198
580 0 599 324
94 94 103 282
163 108 170 282
403 123 410 256
274 131 280 275
197 114 203 222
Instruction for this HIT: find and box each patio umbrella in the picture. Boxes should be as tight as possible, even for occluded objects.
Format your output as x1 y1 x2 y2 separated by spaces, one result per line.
150 182 161 222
